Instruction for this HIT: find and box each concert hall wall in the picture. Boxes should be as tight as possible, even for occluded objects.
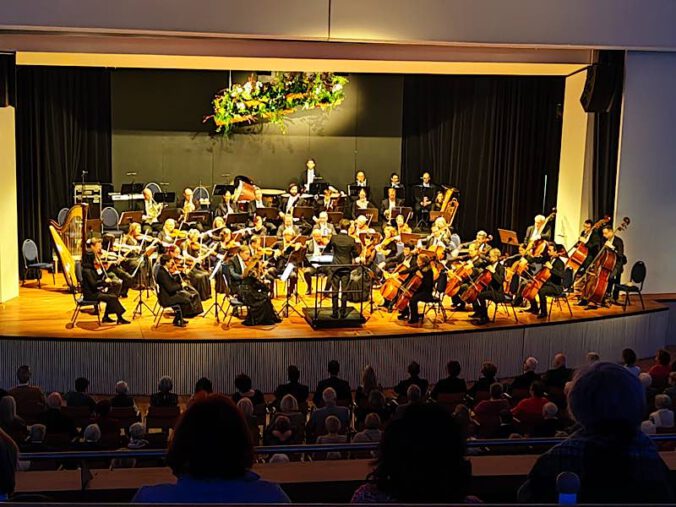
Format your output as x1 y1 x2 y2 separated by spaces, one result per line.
401 75 564 241
111 70 403 198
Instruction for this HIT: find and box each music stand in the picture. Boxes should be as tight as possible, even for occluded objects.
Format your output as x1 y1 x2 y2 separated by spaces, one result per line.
309 181 329 195
256 207 280 222
383 186 405 200
401 232 427 247
263 236 278 248
391 206 413 221
278 262 305 319
187 211 212 227
120 183 144 195
356 207 379 223
292 206 314 222
327 211 343 225
498 228 521 254
157 207 181 223
348 185 369 199
226 212 248 227
155 192 176 205
118 211 143 227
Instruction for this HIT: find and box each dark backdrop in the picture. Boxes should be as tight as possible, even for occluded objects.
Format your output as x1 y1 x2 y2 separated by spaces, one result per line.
16 66 111 260
400 75 564 242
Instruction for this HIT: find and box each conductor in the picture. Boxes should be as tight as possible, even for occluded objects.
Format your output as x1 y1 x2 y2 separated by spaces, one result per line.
325 219 359 319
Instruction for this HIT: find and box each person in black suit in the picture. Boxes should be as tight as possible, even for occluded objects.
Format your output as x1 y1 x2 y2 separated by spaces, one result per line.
601 224 626 302
381 187 404 224
510 357 541 391
395 253 436 324
312 360 352 407
394 361 429 399
541 353 573 390
430 360 468 399
325 219 359 318
527 243 566 319
300 158 320 192
274 365 310 409
156 254 203 327
226 245 251 296
413 172 437 226
577 219 602 273
279 183 306 221
471 248 505 325
81 251 129 325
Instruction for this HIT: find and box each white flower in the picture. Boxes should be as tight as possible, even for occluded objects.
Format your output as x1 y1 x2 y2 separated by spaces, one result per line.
237 102 246 111
243 81 253 93
332 83 343 92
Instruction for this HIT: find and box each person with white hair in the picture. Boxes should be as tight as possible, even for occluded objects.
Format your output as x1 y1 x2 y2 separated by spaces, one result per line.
21 424 48 453
531 402 562 438
511 356 541 391
649 394 674 428
83 424 102 443
316 415 347 460
236 398 261 446
111 381 136 409
518 362 673 503
306 387 350 442
37 392 78 438
150 376 179 407
524 214 552 244
395 384 422 417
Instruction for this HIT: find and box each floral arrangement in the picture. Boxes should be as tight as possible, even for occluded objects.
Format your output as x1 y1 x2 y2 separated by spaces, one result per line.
205 72 348 134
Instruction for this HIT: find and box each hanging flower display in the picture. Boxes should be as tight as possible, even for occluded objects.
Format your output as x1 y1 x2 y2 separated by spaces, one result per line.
205 72 349 134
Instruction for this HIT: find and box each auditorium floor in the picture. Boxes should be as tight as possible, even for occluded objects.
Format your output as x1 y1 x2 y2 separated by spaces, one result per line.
0 274 669 341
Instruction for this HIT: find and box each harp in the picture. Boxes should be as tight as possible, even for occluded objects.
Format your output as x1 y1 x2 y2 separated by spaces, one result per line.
49 203 88 289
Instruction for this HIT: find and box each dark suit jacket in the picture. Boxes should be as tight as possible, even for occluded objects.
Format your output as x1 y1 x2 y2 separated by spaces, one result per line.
326 233 359 267
81 266 106 300
274 382 310 406
300 170 321 189
313 376 352 407
542 366 573 389
510 370 541 391
394 376 430 398
226 256 246 288
413 184 437 203
380 198 404 218
431 377 467 399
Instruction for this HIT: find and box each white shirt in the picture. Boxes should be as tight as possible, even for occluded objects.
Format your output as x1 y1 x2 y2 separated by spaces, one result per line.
255 200 264 208
285 195 299 214
305 169 315 190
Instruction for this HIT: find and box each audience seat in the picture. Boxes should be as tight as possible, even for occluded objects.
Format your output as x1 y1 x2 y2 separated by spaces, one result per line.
435 392 466 411
110 407 141 434
146 406 180 433
62 406 94 430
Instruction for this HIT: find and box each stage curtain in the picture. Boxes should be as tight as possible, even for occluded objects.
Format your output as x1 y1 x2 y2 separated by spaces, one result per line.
400 75 564 242
592 51 624 220
15 66 111 260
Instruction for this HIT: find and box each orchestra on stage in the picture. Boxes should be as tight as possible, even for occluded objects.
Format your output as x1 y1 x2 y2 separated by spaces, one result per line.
48 160 630 328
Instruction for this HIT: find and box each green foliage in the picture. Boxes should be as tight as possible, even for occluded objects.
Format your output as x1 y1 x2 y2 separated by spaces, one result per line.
205 72 349 134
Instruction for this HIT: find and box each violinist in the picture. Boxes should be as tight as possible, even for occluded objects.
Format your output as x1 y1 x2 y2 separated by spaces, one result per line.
250 215 270 237
395 214 412 235
470 248 505 325
226 245 252 296
81 250 130 325
276 214 301 238
303 229 327 295
249 235 277 283
118 222 145 285
87 237 132 298
215 190 236 218
375 225 400 268
352 188 373 218
203 217 227 243
181 229 213 301
157 254 204 327
396 253 435 325
381 187 403 224
313 211 336 239
272 228 303 297
527 243 566 319
239 259 282 326
326 219 360 319
158 219 186 249
433 217 461 250
349 215 373 239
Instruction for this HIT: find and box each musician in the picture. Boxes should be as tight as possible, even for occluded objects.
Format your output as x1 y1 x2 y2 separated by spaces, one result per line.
81 251 130 325
432 190 445 212
352 170 368 188
450 242 488 310
577 219 602 272
118 222 146 284
250 215 270 237
601 224 625 303
280 183 304 219
349 215 373 239
313 211 337 238
239 260 281 326
381 187 404 224
141 188 163 232
276 215 301 238
325 219 360 319
471 248 505 325
385 242 416 273
249 235 276 283
525 215 552 244
215 190 236 217
413 172 437 226
301 158 320 192
181 229 213 301
247 187 266 213
475 230 492 254
433 217 461 250
395 213 412 235
248 188 276 234
87 237 132 298
419 225 447 252
226 245 252 296
207 217 227 243
527 243 566 319
157 218 187 251
352 188 373 218
178 188 197 217
303 229 328 295
272 228 304 297
389 172 403 189
316 187 336 213
396 253 435 325
156 254 203 327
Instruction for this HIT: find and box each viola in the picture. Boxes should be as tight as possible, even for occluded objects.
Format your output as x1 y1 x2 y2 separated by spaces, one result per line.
461 269 493 304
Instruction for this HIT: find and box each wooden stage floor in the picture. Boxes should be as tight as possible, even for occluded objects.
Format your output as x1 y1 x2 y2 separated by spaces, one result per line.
0 274 668 342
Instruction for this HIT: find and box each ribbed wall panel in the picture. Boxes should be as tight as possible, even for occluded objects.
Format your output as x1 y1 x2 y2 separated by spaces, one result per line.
0 310 668 395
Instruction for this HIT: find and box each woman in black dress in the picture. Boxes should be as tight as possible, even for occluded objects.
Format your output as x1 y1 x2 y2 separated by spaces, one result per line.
239 261 281 326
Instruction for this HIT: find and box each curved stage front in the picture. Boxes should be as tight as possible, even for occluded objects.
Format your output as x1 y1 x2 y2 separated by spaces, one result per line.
0 281 672 395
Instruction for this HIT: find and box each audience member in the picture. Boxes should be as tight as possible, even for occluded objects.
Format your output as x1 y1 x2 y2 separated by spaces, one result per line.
352 413 383 444
430 360 467 399
541 353 573 390
494 410 518 439
394 384 422 417
510 357 540 391
94 400 121 446
473 383 510 423
265 416 296 446
586 351 600 363
518 362 673 503
622 348 640 376
511 381 548 426
648 349 671 389
307 388 350 441
665 372 676 399
150 376 179 407
236 398 261 446
20 424 48 454
64 377 96 412
111 381 136 409
82 424 103 447
316 416 348 460
394 361 429 400
312 360 352 408
273 365 309 408
232 374 264 406
132 394 289 503
7 365 45 418
0 428 18 501
190 377 213 406
355 366 383 423
649 394 674 428
0 397 27 445
531 402 562 437
468 361 498 398
37 392 78 438
351 403 471 503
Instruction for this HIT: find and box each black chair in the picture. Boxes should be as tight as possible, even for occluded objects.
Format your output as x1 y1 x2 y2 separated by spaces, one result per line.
68 262 101 328
21 239 55 287
547 268 574 319
421 294 447 326
616 261 646 311
492 295 519 323
101 206 123 238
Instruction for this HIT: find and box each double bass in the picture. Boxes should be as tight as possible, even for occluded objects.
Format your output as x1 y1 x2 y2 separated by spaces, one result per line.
566 215 610 271
526 209 556 257
580 217 630 306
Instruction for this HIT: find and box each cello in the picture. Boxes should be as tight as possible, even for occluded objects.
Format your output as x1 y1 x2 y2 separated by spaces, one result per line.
566 215 610 271
521 265 552 302
444 260 474 298
461 268 493 304
580 217 630 306
392 270 423 312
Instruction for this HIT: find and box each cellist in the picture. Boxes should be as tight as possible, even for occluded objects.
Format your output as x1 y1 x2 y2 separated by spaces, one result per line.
396 253 435 325
527 243 566 319
471 248 505 325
